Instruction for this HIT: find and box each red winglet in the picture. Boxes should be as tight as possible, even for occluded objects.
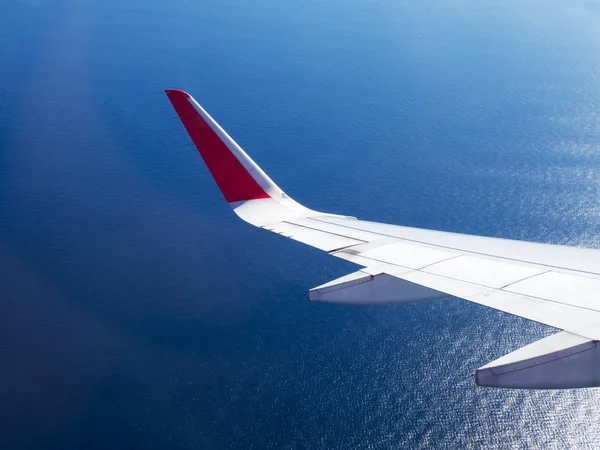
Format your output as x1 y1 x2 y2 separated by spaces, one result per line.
165 89 270 203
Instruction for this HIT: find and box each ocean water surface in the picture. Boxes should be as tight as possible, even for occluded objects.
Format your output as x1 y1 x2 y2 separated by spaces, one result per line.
3 0 600 448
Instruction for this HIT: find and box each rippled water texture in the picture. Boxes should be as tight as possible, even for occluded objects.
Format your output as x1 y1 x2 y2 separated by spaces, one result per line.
2 0 600 448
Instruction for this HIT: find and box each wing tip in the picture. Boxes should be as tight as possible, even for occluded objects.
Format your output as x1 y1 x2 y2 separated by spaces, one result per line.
165 89 191 99
165 87 277 204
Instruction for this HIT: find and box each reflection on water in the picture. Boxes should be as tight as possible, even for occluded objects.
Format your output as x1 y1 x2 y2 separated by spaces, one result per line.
2 0 600 448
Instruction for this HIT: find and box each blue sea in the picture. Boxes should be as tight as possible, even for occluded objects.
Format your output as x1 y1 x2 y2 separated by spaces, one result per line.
3 0 600 448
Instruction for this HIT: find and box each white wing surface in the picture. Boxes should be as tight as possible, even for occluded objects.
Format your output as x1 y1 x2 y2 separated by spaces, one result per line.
166 89 600 389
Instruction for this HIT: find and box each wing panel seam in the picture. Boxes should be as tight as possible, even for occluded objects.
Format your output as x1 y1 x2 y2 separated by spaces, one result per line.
281 220 370 244
498 270 552 290
312 217 600 278
339 250 600 314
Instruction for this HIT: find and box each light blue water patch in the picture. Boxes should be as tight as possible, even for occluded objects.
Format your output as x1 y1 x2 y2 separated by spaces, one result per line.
2 0 600 448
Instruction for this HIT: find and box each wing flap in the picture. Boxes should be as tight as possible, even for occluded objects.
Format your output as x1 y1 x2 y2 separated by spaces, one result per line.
424 255 548 289
358 241 459 270
505 271 600 311
288 217 380 242
264 222 364 252
382 269 600 340
317 216 600 276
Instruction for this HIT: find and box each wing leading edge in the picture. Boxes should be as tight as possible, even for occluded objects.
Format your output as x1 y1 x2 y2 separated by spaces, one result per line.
166 89 600 389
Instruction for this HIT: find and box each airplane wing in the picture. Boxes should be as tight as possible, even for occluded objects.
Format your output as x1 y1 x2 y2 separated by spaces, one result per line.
165 89 600 389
